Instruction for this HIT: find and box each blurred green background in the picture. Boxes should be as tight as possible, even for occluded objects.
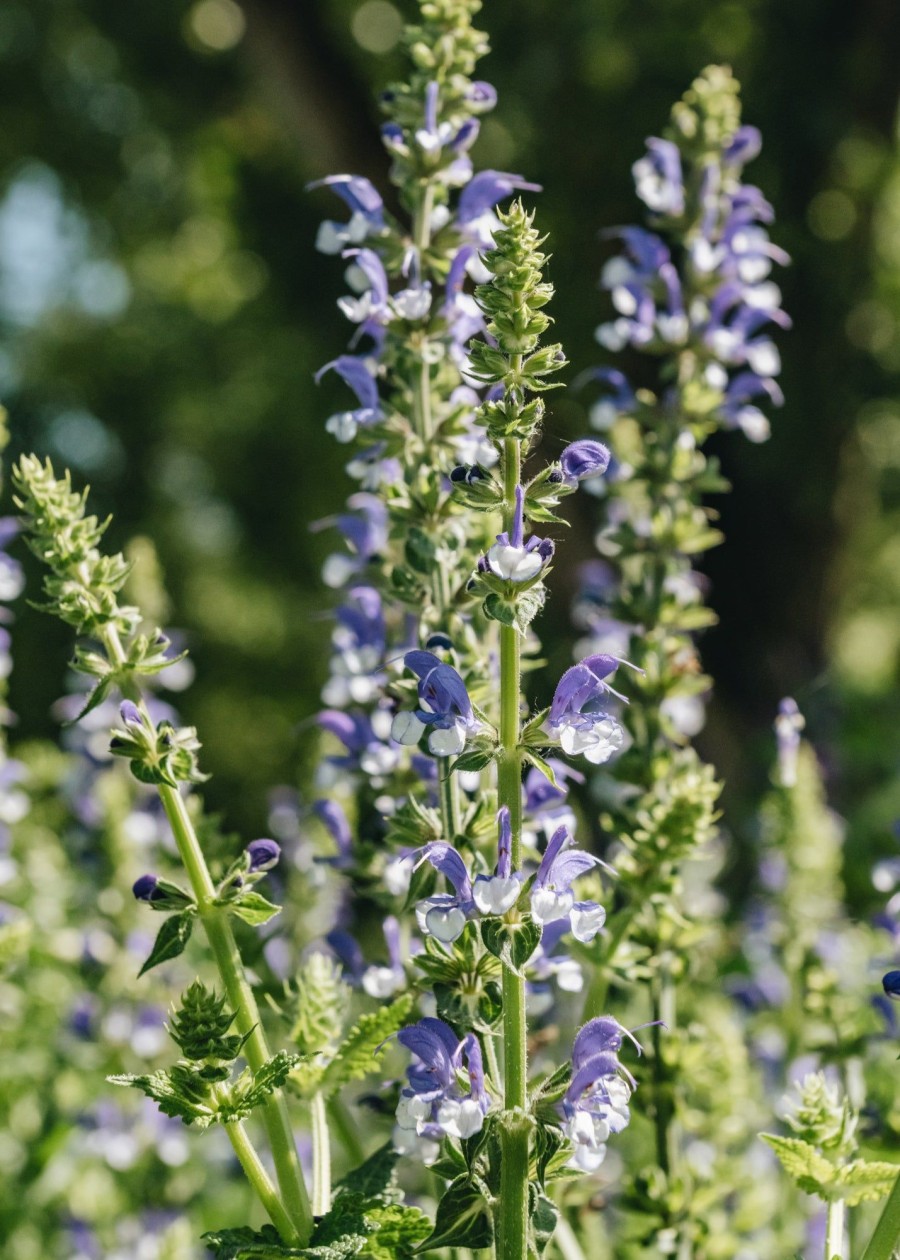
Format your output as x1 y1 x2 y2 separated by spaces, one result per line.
4 0 900 903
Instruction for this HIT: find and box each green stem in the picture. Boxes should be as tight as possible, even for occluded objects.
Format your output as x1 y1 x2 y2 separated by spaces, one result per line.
311 1092 332 1217
227 1120 299 1242
496 434 529 1260
440 763 463 841
861 1173 900 1260
101 623 312 1242
825 1198 845 1260
158 784 313 1243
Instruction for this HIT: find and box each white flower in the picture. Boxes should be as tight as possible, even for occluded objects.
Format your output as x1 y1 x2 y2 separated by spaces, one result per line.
437 1098 484 1139
487 542 544 582
472 874 521 916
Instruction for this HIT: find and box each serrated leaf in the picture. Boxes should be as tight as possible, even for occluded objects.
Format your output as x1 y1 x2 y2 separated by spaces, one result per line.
245 1050 300 1107
414 1176 494 1253
360 1205 431 1258
202 1225 307 1258
481 916 542 974
138 910 195 976
109 1064 216 1127
316 994 415 1097
229 891 282 927
838 1160 900 1206
759 1133 838 1199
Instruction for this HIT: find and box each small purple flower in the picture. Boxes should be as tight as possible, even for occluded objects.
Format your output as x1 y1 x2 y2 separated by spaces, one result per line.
632 137 685 217
132 874 161 902
246 838 280 873
484 486 553 582
120 700 144 728
391 650 482 757
561 1016 639 1172
394 1017 491 1155
472 807 522 915
308 174 385 255
546 654 630 764
313 799 353 865
415 841 475 942
315 354 381 444
361 915 407 998
559 440 611 486
530 825 607 942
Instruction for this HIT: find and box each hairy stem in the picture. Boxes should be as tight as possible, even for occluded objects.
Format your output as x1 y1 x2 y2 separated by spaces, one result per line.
227 1119 300 1242
105 617 312 1244
497 434 529 1260
158 783 313 1244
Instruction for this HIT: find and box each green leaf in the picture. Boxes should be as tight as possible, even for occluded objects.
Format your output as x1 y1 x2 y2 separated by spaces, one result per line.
109 1063 216 1127
66 674 114 723
241 1050 300 1110
531 1062 572 1107
533 1124 566 1187
203 1224 367 1260
482 593 517 627
359 1205 431 1258
336 1143 402 1205
521 750 557 784
228 891 282 927
316 993 415 1098
838 1159 900 1207
481 916 542 974
404 528 437 575
203 1225 307 1258
452 746 498 774
414 1176 494 1253
529 1188 559 1255
759 1133 838 1200
138 910 195 976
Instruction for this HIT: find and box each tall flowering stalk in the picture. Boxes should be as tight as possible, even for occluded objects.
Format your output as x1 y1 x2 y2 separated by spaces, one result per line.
11 457 314 1248
578 66 790 1248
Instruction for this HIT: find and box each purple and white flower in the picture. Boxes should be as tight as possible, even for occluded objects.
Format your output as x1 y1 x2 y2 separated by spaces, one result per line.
560 1017 640 1172
632 137 685 217
391 650 483 757
394 1016 491 1157
482 486 553 583
545 654 629 764
309 174 385 255
530 824 607 942
414 841 475 943
558 440 611 486
472 806 522 915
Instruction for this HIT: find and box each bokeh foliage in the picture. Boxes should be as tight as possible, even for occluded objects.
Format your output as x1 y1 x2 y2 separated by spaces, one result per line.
1 0 899 893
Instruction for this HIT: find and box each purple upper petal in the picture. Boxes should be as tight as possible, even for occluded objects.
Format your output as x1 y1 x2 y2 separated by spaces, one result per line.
308 174 384 224
458 170 542 223
420 841 474 903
